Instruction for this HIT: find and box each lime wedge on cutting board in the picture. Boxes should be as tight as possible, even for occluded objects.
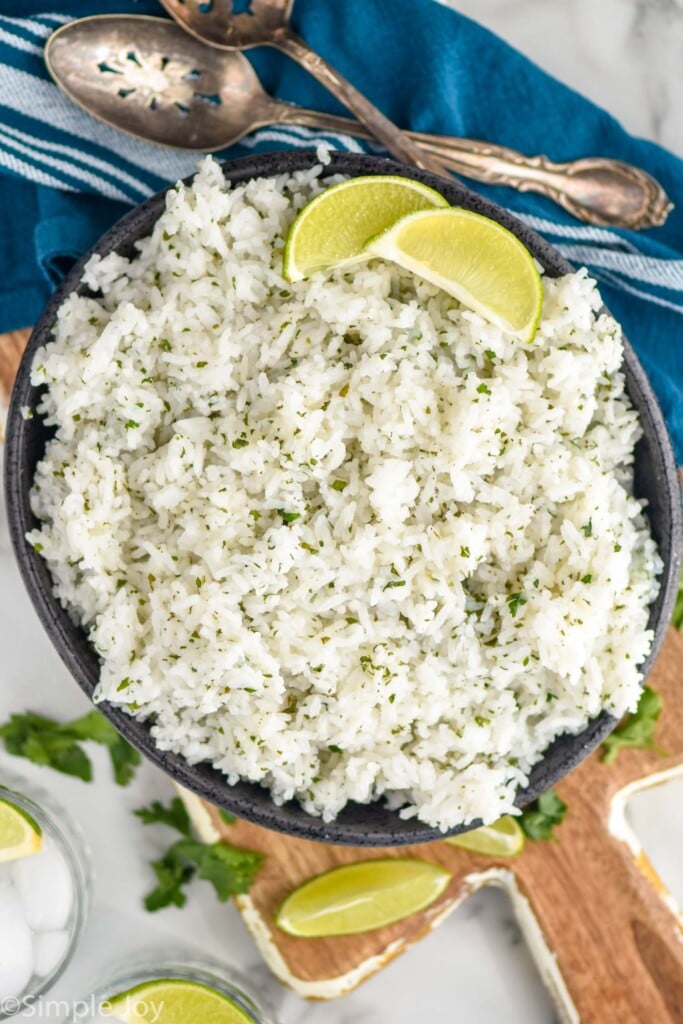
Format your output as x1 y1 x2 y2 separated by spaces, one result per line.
283 175 448 282
0 796 42 863
367 207 543 341
444 815 525 857
104 979 254 1024
275 858 451 937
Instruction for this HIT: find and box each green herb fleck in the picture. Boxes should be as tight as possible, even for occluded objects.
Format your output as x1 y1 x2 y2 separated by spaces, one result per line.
582 519 593 538
507 592 528 618
476 382 491 395
277 509 301 525
232 438 248 449
331 480 347 492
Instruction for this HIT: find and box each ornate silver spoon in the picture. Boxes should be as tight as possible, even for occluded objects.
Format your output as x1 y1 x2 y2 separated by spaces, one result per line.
45 16 672 229
157 0 451 174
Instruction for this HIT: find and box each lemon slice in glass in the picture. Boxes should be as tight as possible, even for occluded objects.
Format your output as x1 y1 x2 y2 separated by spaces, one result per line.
444 815 525 857
367 207 543 342
0 796 42 863
275 858 451 938
104 979 254 1024
283 175 448 282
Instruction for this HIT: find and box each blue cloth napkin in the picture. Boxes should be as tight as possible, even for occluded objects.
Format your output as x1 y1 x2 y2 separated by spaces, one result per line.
1 1 682 459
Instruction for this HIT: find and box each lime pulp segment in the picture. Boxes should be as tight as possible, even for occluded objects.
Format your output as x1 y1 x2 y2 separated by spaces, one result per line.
0 796 42 864
275 858 451 937
444 815 526 857
104 979 254 1024
367 207 543 341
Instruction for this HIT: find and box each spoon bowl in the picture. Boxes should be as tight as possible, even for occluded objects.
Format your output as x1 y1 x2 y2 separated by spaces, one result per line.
160 0 293 49
46 15 277 151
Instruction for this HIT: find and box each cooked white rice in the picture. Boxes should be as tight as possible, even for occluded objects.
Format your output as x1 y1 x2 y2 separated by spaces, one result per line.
28 157 661 829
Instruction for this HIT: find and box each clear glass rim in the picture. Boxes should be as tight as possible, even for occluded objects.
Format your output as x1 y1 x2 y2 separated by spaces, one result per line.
65 951 278 1023
0 776 91 1019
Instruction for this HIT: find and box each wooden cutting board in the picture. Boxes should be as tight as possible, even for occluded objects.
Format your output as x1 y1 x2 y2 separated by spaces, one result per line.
2 330 682 1023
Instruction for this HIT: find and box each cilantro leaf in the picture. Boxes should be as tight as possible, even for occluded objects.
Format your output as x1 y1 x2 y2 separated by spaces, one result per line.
519 789 568 841
0 710 140 786
672 571 683 631
135 798 191 837
218 809 236 826
65 710 141 785
136 800 261 912
142 838 263 911
108 736 141 786
172 838 263 900
601 685 663 764
144 851 195 912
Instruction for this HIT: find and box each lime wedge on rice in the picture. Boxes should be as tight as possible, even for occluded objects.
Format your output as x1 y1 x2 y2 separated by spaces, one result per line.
0 796 42 864
367 207 543 342
444 815 525 857
275 858 451 938
103 979 254 1024
282 175 448 282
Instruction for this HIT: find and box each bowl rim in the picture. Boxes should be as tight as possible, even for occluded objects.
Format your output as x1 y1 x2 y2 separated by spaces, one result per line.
5 149 682 846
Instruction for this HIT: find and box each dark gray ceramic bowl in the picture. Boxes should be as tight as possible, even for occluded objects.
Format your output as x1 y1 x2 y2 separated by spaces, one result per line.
5 151 682 845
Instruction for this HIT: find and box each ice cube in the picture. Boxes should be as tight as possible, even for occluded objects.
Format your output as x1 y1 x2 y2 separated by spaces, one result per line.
0 882 34 999
12 836 74 931
33 930 70 978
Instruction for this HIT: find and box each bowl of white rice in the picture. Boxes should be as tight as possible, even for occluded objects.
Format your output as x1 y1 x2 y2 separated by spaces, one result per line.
5 151 681 845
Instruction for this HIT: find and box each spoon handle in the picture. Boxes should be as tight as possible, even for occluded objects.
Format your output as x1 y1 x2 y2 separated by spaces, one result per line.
273 29 451 179
278 107 672 230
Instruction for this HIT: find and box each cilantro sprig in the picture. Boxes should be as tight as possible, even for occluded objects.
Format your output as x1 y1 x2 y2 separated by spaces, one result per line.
519 789 567 841
0 710 140 786
601 685 663 765
135 797 263 912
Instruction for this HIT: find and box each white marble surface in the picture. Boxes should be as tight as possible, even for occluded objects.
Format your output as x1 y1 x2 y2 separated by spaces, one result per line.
439 0 683 158
1 2 682 1021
